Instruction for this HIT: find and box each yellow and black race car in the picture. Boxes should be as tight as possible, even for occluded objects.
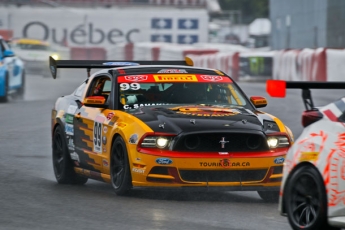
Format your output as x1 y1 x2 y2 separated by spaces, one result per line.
50 57 293 201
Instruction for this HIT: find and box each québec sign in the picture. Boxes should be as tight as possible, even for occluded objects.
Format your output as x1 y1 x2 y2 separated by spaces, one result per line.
23 21 139 45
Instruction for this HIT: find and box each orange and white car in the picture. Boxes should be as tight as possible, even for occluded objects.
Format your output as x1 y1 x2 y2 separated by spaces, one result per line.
267 80 345 230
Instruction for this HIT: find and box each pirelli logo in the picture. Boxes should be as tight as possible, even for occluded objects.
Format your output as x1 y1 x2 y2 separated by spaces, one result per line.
153 74 197 82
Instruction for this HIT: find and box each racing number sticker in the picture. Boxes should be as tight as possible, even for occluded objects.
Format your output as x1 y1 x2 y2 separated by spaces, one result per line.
93 121 102 153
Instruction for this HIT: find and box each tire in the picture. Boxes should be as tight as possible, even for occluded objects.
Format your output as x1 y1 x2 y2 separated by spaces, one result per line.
110 136 132 195
0 73 9 103
52 125 88 185
257 191 279 202
285 165 339 230
17 71 25 99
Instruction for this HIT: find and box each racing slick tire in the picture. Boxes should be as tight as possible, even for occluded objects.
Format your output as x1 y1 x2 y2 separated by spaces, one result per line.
110 136 132 196
0 73 9 103
285 165 339 230
257 191 279 202
52 125 88 185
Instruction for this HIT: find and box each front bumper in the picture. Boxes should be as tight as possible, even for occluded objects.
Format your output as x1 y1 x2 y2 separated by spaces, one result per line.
130 149 287 191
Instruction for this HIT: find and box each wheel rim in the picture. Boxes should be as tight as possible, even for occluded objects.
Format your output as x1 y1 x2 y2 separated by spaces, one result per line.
111 143 125 189
290 173 320 228
53 131 65 177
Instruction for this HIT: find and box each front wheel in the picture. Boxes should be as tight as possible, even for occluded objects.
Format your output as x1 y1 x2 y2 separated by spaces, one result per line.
52 125 88 185
110 136 132 195
257 191 279 202
285 165 338 230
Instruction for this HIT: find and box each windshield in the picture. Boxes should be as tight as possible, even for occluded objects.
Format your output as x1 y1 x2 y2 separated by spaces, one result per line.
117 74 250 110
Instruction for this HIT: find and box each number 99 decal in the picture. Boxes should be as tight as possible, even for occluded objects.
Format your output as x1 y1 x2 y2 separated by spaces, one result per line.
119 83 140 91
93 121 102 153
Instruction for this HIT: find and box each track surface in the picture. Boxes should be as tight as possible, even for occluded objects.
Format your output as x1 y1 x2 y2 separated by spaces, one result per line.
0 71 343 230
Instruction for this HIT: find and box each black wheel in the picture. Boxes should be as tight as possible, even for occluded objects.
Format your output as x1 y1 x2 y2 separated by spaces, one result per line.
110 136 132 195
285 165 338 230
0 73 9 103
257 191 279 202
52 125 88 185
17 71 25 99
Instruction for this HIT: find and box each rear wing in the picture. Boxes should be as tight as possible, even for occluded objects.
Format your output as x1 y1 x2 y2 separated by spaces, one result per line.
49 56 194 79
266 80 345 110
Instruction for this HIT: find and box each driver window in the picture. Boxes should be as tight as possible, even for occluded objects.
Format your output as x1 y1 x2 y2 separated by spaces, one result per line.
88 76 111 100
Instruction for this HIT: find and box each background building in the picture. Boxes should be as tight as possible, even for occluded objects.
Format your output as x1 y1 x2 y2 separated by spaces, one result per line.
270 0 345 50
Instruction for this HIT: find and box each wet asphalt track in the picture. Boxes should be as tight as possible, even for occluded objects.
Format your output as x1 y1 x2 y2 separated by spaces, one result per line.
0 70 344 230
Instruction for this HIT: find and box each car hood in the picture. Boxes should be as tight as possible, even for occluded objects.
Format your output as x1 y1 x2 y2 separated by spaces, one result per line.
128 105 270 134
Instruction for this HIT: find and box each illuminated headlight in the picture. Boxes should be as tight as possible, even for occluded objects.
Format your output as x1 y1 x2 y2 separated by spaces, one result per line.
141 136 173 149
267 136 289 148
156 137 169 148
51 54 60 60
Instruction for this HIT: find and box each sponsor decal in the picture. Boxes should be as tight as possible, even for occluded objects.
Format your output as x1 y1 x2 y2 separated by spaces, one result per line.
199 160 250 167
68 137 75 151
299 152 320 162
102 136 107 145
219 152 229 155
67 105 78 114
132 167 145 174
107 112 114 120
70 152 79 162
102 159 109 167
274 157 285 164
129 134 138 144
103 147 107 152
65 114 74 124
156 158 173 165
65 124 74 135
103 126 108 133
157 69 187 73
124 75 148 81
200 75 223 81
153 74 197 82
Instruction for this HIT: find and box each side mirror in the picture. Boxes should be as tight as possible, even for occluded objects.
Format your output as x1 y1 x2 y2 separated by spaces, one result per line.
250 96 267 108
3 50 15 57
83 96 108 108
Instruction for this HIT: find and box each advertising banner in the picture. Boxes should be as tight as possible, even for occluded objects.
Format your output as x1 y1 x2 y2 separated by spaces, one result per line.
0 7 208 47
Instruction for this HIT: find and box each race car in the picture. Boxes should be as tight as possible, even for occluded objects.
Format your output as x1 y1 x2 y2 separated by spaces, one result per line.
50 57 293 201
267 80 345 230
11 38 62 77
0 36 25 102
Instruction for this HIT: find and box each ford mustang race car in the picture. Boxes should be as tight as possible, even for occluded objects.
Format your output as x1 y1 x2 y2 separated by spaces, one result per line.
11 38 62 78
50 57 293 201
267 80 345 230
0 36 25 102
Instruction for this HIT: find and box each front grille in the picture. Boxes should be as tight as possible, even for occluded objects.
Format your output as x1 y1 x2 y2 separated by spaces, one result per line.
173 133 268 152
179 169 267 182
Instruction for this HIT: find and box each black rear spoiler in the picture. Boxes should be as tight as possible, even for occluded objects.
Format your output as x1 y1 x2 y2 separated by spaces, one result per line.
266 80 345 110
49 56 194 79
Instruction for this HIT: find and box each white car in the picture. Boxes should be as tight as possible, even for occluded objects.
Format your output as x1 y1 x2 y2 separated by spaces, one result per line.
267 80 345 230
10 38 63 77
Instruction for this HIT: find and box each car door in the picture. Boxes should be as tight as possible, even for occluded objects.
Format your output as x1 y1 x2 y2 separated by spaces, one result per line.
73 74 112 172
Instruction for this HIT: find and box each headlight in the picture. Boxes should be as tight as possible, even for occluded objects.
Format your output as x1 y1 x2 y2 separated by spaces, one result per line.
267 136 289 148
140 135 174 149
51 54 60 60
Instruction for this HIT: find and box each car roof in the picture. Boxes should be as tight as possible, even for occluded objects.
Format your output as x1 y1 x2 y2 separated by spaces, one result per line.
12 38 49 46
